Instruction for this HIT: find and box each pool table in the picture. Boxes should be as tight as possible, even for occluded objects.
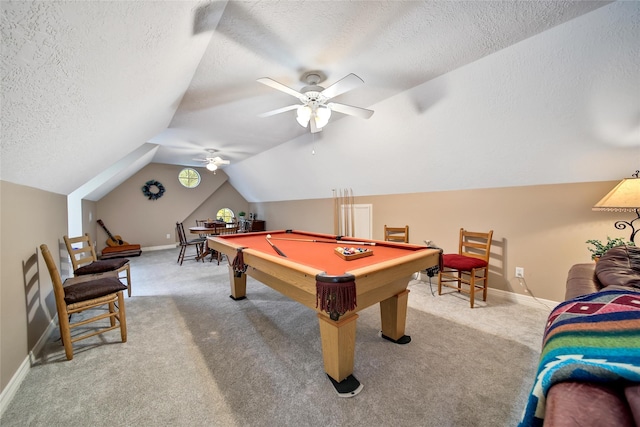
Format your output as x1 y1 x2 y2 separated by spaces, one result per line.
207 229 440 396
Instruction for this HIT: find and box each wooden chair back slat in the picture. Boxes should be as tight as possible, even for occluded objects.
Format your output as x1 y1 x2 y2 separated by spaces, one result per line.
384 225 409 243
63 233 98 271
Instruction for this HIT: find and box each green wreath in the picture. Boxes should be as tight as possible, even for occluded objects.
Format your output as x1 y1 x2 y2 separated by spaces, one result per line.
142 180 165 201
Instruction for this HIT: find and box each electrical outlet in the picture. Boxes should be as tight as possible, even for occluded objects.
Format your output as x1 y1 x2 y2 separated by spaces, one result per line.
166 234 171 239
515 267 524 278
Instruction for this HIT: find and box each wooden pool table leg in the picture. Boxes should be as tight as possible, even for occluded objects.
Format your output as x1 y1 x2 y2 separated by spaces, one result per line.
318 313 362 396
227 265 247 300
379 289 411 344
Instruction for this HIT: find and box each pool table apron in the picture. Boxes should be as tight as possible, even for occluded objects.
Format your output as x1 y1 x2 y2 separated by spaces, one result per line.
210 240 438 384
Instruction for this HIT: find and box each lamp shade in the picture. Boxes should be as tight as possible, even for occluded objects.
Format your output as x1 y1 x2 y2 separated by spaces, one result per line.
315 106 331 128
296 105 311 128
592 178 640 212
206 162 218 171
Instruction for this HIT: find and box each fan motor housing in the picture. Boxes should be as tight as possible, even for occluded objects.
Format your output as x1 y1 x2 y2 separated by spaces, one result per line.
301 87 325 103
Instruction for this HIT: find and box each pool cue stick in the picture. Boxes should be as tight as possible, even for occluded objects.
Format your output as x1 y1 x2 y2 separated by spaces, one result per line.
344 188 348 235
350 188 355 237
344 188 351 237
265 236 287 257
349 188 355 237
338 188 342 236
340 241 376 246
342 188 347 236
338 188 341 235
345 188 350 237
333 188 340 235
270 237 376 246
345 188 349 237
339 188 342 235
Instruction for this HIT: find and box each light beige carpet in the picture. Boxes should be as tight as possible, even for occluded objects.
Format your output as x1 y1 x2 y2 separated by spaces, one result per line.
1 248 551 426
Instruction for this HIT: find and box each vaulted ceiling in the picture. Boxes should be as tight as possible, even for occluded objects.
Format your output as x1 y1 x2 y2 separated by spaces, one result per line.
2 1 638 203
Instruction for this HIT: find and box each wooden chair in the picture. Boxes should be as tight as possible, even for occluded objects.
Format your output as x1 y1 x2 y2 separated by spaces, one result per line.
438 228 493 308
193 219 216 261
176 222 204 265
64 233 132 297
40 244 127 360
218 224 238 235
209 224 238 264
384 225 409 243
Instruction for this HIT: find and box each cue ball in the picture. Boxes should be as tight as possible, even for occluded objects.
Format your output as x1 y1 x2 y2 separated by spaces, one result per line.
267 234 271 238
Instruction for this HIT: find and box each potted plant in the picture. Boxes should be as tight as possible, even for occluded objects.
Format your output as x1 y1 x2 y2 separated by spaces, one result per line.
585 236 635 261
237 211 246 218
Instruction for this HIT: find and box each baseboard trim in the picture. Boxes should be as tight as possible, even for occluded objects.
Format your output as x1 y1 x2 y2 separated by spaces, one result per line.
142 244 177 251
0 357 29 418
490 288 558 312
0 316 57 417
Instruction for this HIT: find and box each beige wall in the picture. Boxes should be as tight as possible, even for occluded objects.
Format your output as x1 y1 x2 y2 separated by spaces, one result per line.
95 163 248 251
184 181 249 230
0 181 67 392
0 175 629 398
251 181 625 303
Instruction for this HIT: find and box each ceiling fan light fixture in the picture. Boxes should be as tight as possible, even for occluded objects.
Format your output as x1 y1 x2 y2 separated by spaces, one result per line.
296 105 311 127
206 162 218 171
259 71 373 132
315 105 331 128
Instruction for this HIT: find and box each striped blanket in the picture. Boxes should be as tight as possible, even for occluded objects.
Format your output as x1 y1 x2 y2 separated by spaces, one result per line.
519 289 640 427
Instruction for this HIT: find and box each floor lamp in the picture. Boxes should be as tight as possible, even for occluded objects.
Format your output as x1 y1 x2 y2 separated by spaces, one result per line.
592 171 640 244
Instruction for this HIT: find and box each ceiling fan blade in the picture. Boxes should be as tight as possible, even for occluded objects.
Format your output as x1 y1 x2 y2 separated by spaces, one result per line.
321 73 364 99
257 77 306 101
327 102 374 119
258 104 300 118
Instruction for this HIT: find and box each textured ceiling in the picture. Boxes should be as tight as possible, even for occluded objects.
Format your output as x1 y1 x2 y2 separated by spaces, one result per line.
0 0 622 200
155 0 611 165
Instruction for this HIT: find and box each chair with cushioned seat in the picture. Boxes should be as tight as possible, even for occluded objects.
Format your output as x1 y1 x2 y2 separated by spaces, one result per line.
40 243 127 360
384 225 409 243
438 228 493 308
64 233 132 297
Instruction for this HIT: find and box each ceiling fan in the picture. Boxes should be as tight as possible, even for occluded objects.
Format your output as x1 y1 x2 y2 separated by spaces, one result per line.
193 149 230 172
257 70 374 133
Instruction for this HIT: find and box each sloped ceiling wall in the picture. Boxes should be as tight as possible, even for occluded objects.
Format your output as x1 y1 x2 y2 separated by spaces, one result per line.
1 1 638 203
1 1 212 195
228 1 640 202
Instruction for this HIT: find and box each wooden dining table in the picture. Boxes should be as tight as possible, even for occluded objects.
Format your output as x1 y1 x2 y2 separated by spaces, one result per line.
189 223 228 261
189 225 224 235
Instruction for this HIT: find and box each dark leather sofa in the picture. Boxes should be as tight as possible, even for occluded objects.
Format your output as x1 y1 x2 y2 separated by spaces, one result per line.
544 245 640 427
